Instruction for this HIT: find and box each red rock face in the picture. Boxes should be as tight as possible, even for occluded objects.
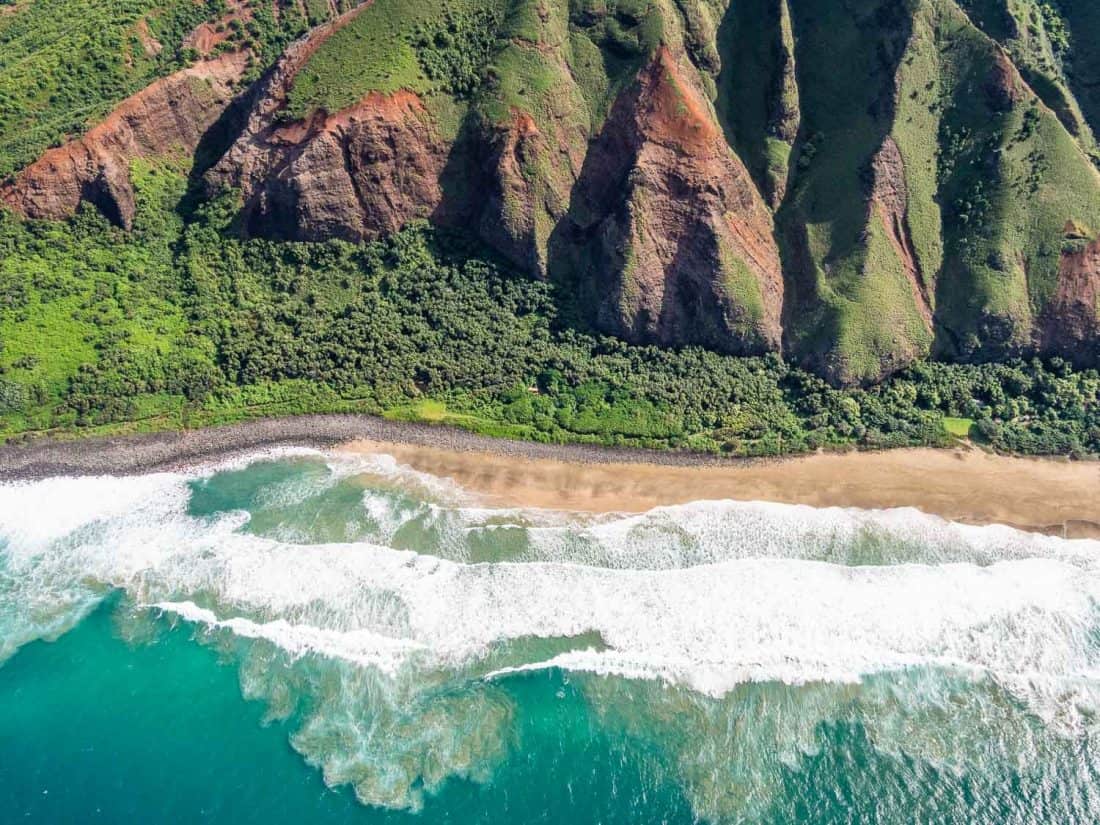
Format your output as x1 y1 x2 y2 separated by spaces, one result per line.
209 54 580 271
201 2 452 242
0 52 248 228
208 89 449 242
561 48 784 355
985 49 1027 111
1040 236 1100 365
183 0 252 57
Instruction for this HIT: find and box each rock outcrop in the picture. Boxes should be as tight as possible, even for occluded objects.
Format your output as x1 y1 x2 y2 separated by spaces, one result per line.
0 52 248 228
208 89 449 242
1039 231 1100 365
202 1 454 242
561 48 784 355
475 110 573 276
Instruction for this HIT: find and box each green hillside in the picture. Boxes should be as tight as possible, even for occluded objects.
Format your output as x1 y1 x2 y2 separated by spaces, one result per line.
0 0 1097 454
0 0 347 179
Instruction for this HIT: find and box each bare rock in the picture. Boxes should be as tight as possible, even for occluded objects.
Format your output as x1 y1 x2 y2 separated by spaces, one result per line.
561 48 784 355
1 52 248 228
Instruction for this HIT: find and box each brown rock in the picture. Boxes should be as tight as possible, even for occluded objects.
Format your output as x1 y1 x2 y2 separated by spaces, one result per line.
183 0 252 57
211 90 449 242
476 112 552 273
1039 235 1100 365
474 106 585 276
561 48 784 355
985 49 1026 112
205 2 450 243
1 52 248 228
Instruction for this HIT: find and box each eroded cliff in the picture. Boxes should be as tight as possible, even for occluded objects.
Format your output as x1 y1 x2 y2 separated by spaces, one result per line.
4 0 1100 385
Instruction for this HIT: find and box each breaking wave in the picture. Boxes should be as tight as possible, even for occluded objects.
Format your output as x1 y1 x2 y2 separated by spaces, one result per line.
2 449 1099 816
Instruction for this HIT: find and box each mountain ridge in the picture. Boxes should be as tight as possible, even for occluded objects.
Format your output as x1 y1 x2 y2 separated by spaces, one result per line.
1 0 1099 386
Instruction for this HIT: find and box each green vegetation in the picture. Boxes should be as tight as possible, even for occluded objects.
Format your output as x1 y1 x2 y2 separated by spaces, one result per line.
933 0 1100 359
738 0 1100 381
942 416 974 437
0 0 343 180
716 0 798 203
959 0 1098 160
0 0 1097 459
282 0 663 133
284 0 510 118
1 165 1097 458
770 0 936 384
0 0 215 177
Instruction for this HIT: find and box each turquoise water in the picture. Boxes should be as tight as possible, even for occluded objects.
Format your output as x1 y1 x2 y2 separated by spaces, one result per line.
2 449 1100 823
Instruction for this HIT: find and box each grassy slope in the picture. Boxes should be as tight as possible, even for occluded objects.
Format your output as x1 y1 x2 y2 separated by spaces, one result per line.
283 0 664 128
283 0 510 119
932 0 1100 359
0 0 334 180
746 0 1100 381
777 0 932 384
891 1 945 297
959 0 1098 160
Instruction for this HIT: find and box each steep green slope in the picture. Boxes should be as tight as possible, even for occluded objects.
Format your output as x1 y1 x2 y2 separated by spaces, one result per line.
717 0 1100 384
1056 0 1100 151
931 0 1100 360
769 0 934 385
716 0 799 207
0 0 214 178
959 0 1100 162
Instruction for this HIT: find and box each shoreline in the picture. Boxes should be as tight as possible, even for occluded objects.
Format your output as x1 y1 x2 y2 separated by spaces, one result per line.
0 414 778 480
340 439 1100 539
1 414 1098 537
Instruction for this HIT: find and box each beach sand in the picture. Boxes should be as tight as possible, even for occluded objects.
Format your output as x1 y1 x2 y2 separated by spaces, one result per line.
0 414 1096 536
342 439 1100 538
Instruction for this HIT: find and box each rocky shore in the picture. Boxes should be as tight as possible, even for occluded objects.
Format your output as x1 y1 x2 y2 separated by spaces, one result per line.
0 414 751 481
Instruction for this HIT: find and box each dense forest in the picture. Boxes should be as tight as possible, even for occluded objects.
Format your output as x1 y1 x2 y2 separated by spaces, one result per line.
1 162 1097 457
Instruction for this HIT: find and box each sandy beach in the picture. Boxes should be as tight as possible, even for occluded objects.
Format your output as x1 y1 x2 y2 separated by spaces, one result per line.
0 414 1097 536
346 440 1100 538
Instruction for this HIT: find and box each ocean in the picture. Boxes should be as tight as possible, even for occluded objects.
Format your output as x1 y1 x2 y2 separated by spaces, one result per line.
1 448 1098 823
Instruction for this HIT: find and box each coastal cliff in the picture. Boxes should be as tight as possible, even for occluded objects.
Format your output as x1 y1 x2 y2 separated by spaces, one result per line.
2 0 1100 385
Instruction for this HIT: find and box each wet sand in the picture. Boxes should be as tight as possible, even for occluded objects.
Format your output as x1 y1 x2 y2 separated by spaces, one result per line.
0 413 1096 536
343 439 1100 538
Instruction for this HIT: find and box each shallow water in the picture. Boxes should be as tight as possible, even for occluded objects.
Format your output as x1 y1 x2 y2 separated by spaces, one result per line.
2 448 1099 823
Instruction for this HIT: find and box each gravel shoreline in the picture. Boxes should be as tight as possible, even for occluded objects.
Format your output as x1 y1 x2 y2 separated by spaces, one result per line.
0 414 758 481
3 414 1098 536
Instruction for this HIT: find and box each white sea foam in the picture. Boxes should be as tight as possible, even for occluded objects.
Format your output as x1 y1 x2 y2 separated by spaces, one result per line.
3 452 1100 703
161 544 1100 708
515 498 1100 570
153 600 426 675
4 449 1100 813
